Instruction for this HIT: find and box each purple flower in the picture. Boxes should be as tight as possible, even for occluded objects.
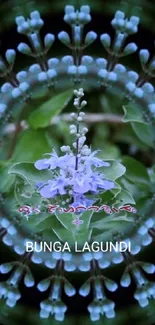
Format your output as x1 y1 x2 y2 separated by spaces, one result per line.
35 159 51 170
35 154 115 200
81 150 110 168
36 182 45 189
34 151 59 170
71 170 92 193
40 172 69 198
35 151 75 171
57 154 75 169
40 184 57 198
91 173 115 192
34 145 115 202
97 179 115 190
71 194 95 208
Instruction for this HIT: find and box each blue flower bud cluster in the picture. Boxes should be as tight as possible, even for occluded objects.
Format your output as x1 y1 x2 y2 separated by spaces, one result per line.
0 6 155 121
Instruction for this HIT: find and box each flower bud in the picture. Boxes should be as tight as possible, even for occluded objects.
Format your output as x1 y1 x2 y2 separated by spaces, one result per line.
29 64 41 73
0 103 7 115
134 87 143 98
64 280 76 296
123 43 138 55
78 65 87 75
5 49 16 65
126 81 136 92
19 82 29 92
128 70 139 82
104 278 118 292
24 272 35 287
139 49 150 64
79 280 90 296
0 263 14 274
64 261 76 271
114 32 125 50
48 58 59 68
65 5 74 14
16 71 27 82
68 65 77 75
85 31 97 45
108 71 117 82
58 31 71 45
37 279 51 292
47 69 57 79
8 225 17 235
11 88 22 98
44 33 55 49
100 33 111 48
149 104 155 115
120 272 131 287
38 72 48 82
18 43 32 56
96 58 107 68
114 64 126 74
81 100 87 107
150 59 155 70
141 262 155 274
62 55 73 65
81 55 93 65
98 259 110 269
98 69 108 79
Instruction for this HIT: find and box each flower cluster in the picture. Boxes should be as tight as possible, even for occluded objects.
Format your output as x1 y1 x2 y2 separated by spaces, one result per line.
63 5 91 25
0 211 155 320
79 272 117 320
38 275 75 321
0 6 155 121
0 282 21 308
34 88 114 206
111 10 139 34
0 261 34 307
121 262 155 307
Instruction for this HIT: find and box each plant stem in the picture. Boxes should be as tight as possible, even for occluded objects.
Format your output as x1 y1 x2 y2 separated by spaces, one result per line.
75 111 80 170
7 119 22 159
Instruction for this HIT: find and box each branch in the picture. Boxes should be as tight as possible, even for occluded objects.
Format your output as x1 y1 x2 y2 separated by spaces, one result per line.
7 120 22 159
3 113 123 136
52 113 123 124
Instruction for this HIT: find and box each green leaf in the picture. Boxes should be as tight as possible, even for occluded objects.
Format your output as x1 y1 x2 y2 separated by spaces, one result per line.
55 210 94 231
122 156 150 187
0 161 15 193
8 162 53 185
52 228 92 245
114 124 147 150
150 165 155 183
119 177 149 201
101 160 126 181
122 103 146 123
99 182 121 204
28 89 73 129
91 214 134 229
27 213 62 231
92 215 135 241
11 129 51 162
131 122 155 148
115 189 136 205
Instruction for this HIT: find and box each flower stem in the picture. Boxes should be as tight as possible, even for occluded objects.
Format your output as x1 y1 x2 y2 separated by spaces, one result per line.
7 119 22 159
75 113 80 170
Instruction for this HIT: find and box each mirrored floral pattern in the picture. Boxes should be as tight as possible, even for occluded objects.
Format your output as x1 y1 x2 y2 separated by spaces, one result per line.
0 1 155 325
